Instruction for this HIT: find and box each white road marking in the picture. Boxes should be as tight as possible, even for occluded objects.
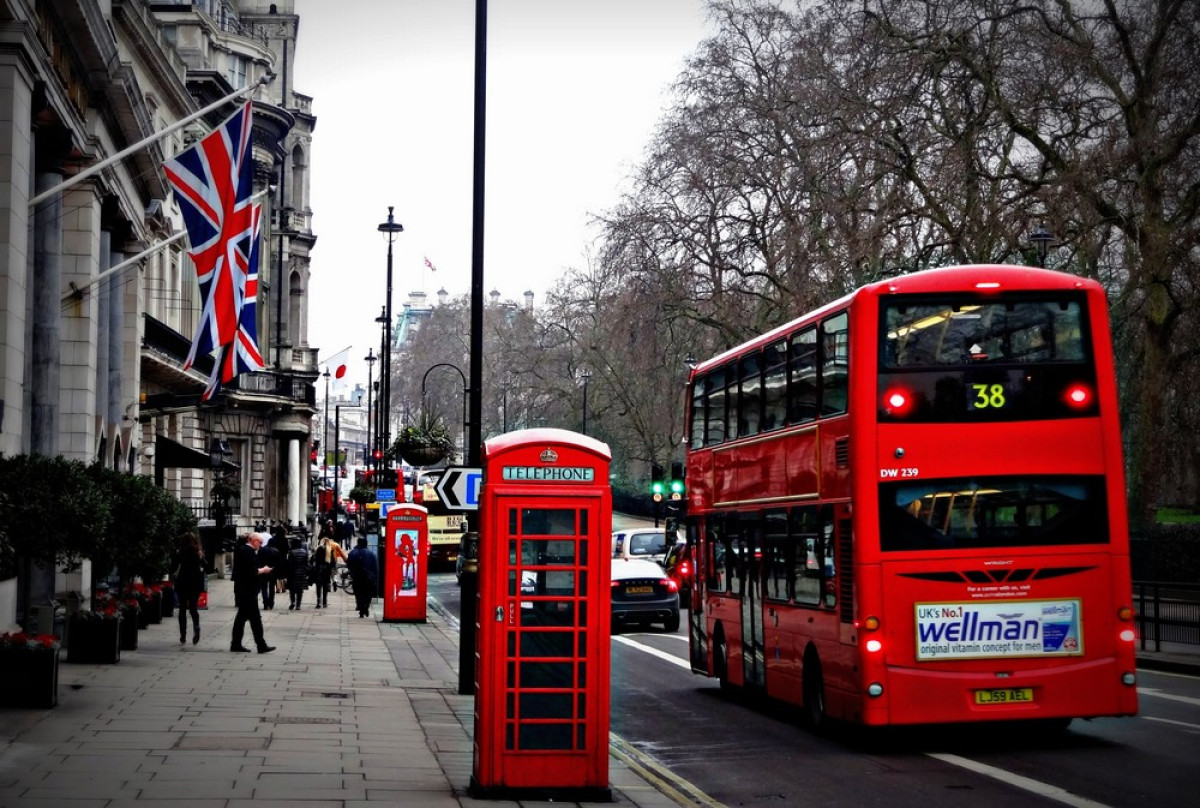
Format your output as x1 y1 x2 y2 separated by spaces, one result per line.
1137 687 1200 707
613 634 692 669
927 754 1117 808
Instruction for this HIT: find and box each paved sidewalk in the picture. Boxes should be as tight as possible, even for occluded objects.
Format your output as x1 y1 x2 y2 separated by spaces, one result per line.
0 578 683 808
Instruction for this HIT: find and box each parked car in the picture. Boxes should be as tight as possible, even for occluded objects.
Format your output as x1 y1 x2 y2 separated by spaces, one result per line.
662 539 693 602
610 557 680 633
611 528 674 564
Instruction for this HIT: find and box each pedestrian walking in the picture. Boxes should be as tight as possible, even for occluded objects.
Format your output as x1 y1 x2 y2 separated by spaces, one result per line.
258 529 283 610
286 535 310 610
346 536 378 618
172 532 206 645
230 532 275 654
335 518 354 550
310 534 346 608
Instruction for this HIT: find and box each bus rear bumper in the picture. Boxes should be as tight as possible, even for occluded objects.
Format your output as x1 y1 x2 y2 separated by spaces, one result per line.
873 657 1139 725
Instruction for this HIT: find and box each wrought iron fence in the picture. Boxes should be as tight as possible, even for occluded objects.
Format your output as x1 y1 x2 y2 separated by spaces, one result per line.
1133 581 1200 649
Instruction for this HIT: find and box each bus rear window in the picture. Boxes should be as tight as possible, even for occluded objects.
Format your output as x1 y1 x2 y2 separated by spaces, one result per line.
879 475 1108 551
882 297 1087 368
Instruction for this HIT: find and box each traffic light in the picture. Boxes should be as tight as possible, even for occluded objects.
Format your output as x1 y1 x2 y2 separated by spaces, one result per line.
310 440 320 464
377 468 398 489
669 461 685 500
650 463 665 502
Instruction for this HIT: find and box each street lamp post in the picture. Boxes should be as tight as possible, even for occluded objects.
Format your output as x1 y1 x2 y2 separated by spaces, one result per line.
377 208 404 475
579 368 591 435
1031 223 1055 268
364 349 376 476
421 363 469 461
321 367 331 518
374 305 389 465
334 404 360 515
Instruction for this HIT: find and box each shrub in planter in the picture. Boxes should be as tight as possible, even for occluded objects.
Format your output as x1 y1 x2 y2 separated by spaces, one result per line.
395 408 454 467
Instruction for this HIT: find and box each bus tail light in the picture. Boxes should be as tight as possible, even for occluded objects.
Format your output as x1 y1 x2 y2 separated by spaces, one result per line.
1117 605 1134 622
882 387 915 417
1064 382 1093 410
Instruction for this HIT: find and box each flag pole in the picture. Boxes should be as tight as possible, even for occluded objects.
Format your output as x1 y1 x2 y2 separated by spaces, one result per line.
30 73 276 209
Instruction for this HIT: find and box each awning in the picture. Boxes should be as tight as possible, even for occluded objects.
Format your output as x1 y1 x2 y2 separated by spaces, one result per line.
154 435 239 472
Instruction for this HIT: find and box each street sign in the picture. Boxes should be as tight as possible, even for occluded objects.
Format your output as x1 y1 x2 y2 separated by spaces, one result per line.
376 488 396 502
435 466 482 511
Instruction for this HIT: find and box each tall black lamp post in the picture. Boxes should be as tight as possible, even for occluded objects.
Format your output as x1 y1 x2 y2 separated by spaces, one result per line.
579 368 591 435
333 404 359 514
1031 223 1055 268
321 367 331 517
377 208 404 475
421 363 469 461
364 348 376 475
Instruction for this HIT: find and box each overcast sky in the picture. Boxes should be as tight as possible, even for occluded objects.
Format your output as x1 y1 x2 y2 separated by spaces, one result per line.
291 0 711 390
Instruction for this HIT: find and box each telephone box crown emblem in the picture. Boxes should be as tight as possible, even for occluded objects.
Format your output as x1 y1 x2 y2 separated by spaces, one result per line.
540 448 559 463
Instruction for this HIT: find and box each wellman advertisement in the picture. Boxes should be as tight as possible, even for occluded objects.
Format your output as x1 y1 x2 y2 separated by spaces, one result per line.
915 599 1083 660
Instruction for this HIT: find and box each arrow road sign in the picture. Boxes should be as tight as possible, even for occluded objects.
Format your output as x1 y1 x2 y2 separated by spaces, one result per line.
435 466 482 511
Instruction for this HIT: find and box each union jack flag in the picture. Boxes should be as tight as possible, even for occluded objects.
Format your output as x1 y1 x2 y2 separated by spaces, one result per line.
163 100 264 400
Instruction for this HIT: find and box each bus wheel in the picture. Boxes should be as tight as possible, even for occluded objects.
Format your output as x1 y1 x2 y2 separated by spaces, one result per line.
802 652 826 731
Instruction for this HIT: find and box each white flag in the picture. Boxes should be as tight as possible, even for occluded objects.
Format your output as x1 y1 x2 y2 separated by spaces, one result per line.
324 346 352 395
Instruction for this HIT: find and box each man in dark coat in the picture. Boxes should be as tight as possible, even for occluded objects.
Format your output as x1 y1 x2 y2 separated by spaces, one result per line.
346 536 378 618
230 532 275 653
257 532 283 610
286 536 310 610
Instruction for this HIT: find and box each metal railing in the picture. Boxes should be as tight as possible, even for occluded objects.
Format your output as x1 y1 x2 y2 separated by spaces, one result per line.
1133 581 1200 650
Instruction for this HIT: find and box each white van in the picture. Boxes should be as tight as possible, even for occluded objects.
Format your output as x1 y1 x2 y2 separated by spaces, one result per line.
612 528 674 565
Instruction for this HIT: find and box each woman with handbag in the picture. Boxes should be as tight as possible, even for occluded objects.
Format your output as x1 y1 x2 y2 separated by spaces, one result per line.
173 532 206 645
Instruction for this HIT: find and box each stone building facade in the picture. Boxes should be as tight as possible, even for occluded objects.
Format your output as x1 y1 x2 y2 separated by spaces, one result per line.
0 0 318 624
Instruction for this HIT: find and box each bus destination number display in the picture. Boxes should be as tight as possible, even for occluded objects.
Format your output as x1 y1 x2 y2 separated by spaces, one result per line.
971 383 1007 410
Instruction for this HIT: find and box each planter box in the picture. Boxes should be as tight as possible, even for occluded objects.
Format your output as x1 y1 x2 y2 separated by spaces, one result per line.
119 612 139 650
146 592 163 624
66 616 121 664
0 648 60 708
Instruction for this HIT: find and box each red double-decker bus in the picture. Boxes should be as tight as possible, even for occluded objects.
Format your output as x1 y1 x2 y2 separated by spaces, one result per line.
684 264 1138 728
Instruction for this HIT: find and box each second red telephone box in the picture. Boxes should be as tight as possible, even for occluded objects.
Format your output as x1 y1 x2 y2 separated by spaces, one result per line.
382 503 427 622
471 428 612 801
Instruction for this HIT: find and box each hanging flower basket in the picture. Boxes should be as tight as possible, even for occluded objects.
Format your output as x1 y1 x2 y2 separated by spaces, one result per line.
398 443 449 467
395 408 454 467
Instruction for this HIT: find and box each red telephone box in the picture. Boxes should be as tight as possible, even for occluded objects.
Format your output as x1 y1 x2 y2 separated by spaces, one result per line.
471 428 612 801
382 503 428 623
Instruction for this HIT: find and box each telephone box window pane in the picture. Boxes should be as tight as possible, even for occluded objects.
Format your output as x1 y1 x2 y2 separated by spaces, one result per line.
506 692 515 719
578 631 587 656
508 538 517 565
518 723 572 750
577 693 586 718
580 509 588 534
579 570 587 597
577 723 586 750
507 630 516 656
508 570 517 597
577 661 587 688
521 539 576 566
522 508 577 535
519 692 573 719
578 602 588 626
520 661 573 688
521 601 575 626
506 661 515 688
509 509 518 533
506 723 515 750
520 631 575 658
